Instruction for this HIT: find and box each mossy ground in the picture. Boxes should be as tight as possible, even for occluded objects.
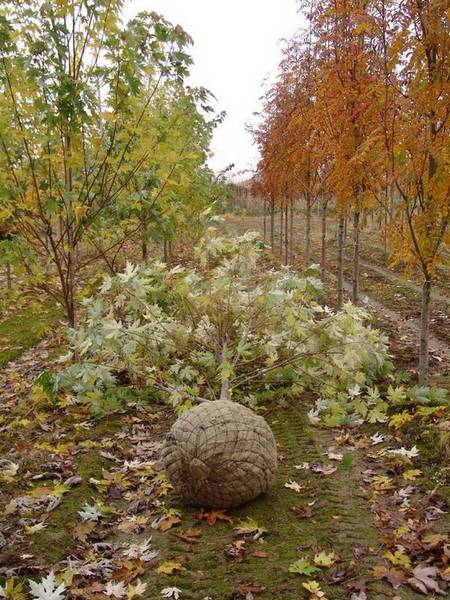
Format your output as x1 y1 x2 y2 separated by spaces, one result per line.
0 225 448 598
0 298 63 366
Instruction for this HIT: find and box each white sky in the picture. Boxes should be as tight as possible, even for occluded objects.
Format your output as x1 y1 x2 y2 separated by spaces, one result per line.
124 1 303 178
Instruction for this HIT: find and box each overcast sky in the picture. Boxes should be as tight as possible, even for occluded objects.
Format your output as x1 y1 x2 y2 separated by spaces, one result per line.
124 1 303 178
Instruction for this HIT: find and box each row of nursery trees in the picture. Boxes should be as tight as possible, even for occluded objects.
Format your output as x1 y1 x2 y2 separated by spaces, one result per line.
0 1 228 327
252 0 450 386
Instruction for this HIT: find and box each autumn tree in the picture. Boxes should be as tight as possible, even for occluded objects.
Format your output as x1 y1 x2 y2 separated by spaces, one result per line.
0 1 217 326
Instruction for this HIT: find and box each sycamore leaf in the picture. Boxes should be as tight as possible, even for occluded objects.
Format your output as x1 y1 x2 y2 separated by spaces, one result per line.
28 572 66 600
156 562 186 575
289 557 320 576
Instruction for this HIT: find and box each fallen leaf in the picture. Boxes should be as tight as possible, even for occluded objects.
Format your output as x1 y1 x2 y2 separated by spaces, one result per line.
234 517 268 539
285 479 303 492
408 565 446 595
175 528 202 543
291 505 313 518
372 565 407 589
252 550 269 558
156 562 186 575
313 551 338 568
194 509 233 526
158 515 181 532
67 521 97 542
384 548 411 567
289 557 320 576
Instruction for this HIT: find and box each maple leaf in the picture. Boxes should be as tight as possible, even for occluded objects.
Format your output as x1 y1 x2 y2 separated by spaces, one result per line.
105 581 127 598
0 578 26 600
313 551 338 568
156 562 186 575
160 588 182 599
194 509 233 526
408 565 446 595
289 557 320 576
28 572 66 600
175 528 202 543
66 520 96 542
158 515 181 532
127 580 147 599
370 432 385 445
402 469 422 481
24 522 47 535
302 580 327 598
372 565 406 589
234 517 268 539
284 479 303 492
122 538 158 561
78 504 103 522
383 548 411 567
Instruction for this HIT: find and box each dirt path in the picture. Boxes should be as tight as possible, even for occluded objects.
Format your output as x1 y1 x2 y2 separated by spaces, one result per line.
351 255 450 308
222 215 450 371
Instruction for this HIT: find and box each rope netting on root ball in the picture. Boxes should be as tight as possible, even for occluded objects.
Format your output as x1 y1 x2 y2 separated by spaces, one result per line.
161 400 278 508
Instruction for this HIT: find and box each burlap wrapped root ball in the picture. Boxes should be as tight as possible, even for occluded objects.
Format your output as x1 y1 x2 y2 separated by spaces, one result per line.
162 400 278 508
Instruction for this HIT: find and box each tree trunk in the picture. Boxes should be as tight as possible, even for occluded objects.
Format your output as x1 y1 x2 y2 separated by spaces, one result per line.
270 197 275 251
263 199 267 242
305 193 312 266
142 216 148 261
320 199 327 284
280 206 283 257
352 210 360 303
418 278 432 386
289 198 294 263
337 217 345 309
6 262 12 290
284 204 289 265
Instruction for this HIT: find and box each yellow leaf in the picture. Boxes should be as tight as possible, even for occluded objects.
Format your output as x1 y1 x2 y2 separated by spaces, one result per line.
156 561 186 575
389 412 414 429
313 551 338 568
384 549 411 567
402 469 422 481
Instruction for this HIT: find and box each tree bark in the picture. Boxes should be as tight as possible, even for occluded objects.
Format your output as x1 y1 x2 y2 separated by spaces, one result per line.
418 278 432 386
305 192 312 266
289 197 294 263
263 198 267 242
280 205 283 257
6 262 12 290
284 203 289 265
352 210 360 303
320 198 327 284
337 217 345 309
270 197 275 251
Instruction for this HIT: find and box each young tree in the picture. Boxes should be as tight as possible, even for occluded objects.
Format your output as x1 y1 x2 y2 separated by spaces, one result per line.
0 1 209 326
